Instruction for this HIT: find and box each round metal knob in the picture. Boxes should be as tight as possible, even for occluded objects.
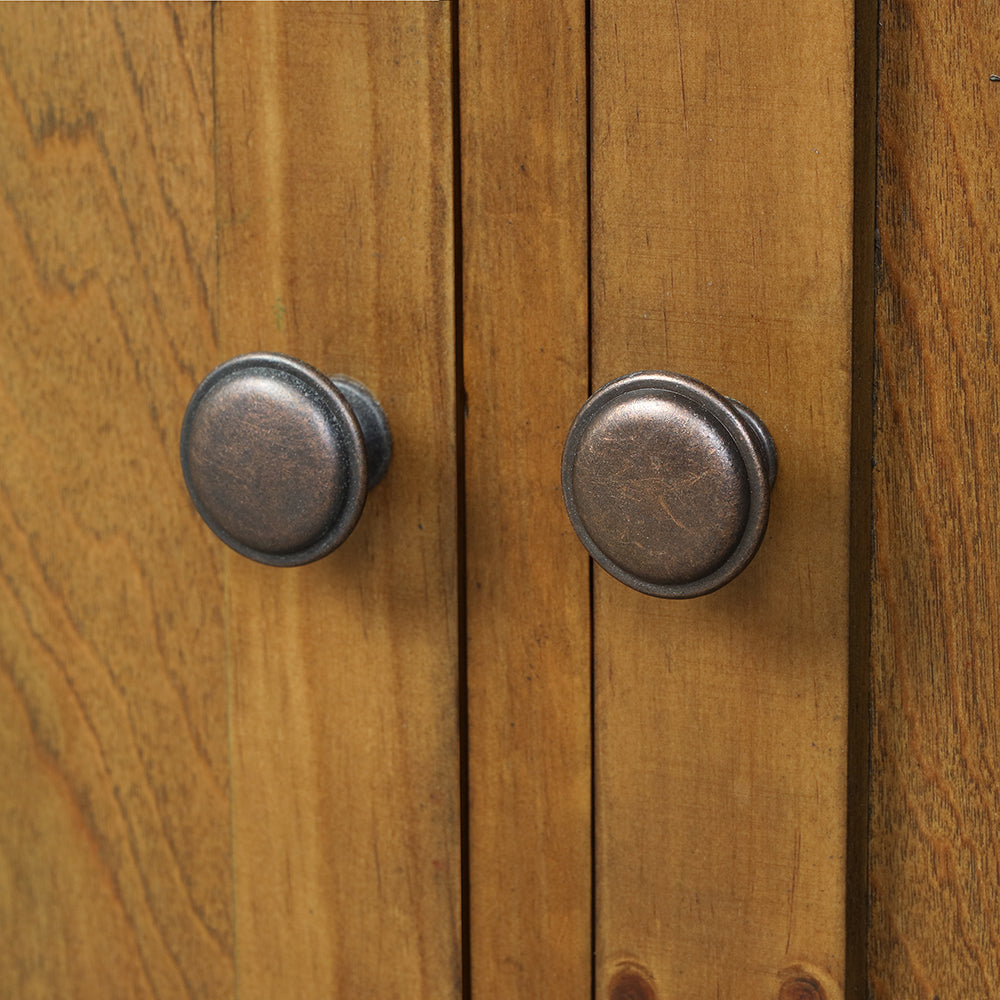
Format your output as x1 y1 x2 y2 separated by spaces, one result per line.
180 352 391 566
561 371 777 598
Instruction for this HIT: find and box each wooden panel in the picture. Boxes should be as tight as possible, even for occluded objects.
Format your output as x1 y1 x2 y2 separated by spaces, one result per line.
591 2 861 998
214 4 461 997
460 0 591 995
0 5 231 999
870 1 1000 995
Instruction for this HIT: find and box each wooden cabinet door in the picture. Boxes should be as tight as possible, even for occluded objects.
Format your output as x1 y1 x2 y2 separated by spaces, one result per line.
1 3 997 1000
459 1 869 998
0 5 461 999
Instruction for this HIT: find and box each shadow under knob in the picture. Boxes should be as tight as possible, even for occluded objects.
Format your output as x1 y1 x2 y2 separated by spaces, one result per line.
561 371 777 598
180 352 391 566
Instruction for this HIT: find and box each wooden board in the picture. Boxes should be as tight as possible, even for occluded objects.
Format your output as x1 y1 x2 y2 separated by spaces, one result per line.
459 0 592 996
590 2 864 997
870 0 1000 995
0 4 232 998
214 4 462 997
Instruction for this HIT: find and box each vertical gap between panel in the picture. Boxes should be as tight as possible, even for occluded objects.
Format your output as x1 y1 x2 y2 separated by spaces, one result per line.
449 5 471 1000
585 1 597 998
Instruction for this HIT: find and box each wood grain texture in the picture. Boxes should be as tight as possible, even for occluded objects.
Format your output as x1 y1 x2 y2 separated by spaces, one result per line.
590 2 859 997
214 4 461 997
0 4 232 999
459 0 592 995
870 0 1000 995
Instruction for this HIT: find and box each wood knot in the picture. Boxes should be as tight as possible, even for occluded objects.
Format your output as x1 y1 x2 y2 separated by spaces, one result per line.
778 969 829 1000
608 961 658 1000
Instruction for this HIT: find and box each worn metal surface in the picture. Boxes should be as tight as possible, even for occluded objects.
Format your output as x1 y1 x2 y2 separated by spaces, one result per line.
180 353 391 566
561 371 776 598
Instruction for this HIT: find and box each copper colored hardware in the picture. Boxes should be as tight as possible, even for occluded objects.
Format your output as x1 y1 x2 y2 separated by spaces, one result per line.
180 353 391 566
561 371 777 598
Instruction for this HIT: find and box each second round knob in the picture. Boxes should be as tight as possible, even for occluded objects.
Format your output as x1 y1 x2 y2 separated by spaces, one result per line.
180 353 391 566
561 371 777 598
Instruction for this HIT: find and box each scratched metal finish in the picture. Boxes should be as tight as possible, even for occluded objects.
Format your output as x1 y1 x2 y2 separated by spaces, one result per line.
572 389 750 585
561 371 776 598
185 370 350 555
181 353 389 567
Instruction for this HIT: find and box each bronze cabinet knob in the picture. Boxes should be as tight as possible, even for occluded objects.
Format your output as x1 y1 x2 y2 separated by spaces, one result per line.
561 371 777 598
180 353 391 566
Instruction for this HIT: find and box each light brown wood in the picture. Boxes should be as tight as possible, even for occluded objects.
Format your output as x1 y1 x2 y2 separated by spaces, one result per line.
590 2 862 997
870 1 1000 995
0 4 231 998
214 4 461 997
25 6 1000 996
459 0 592 995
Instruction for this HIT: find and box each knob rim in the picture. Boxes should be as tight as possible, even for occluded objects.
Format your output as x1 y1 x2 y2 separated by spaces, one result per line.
180 352 369 567
561 370 774 599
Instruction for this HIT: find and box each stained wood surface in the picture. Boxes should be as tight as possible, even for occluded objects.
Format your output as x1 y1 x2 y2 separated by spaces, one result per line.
214 4 461 998
0 5 232 999
870 0 1000 995
459 0 592 995
590 2 862 998
18 6 992 999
